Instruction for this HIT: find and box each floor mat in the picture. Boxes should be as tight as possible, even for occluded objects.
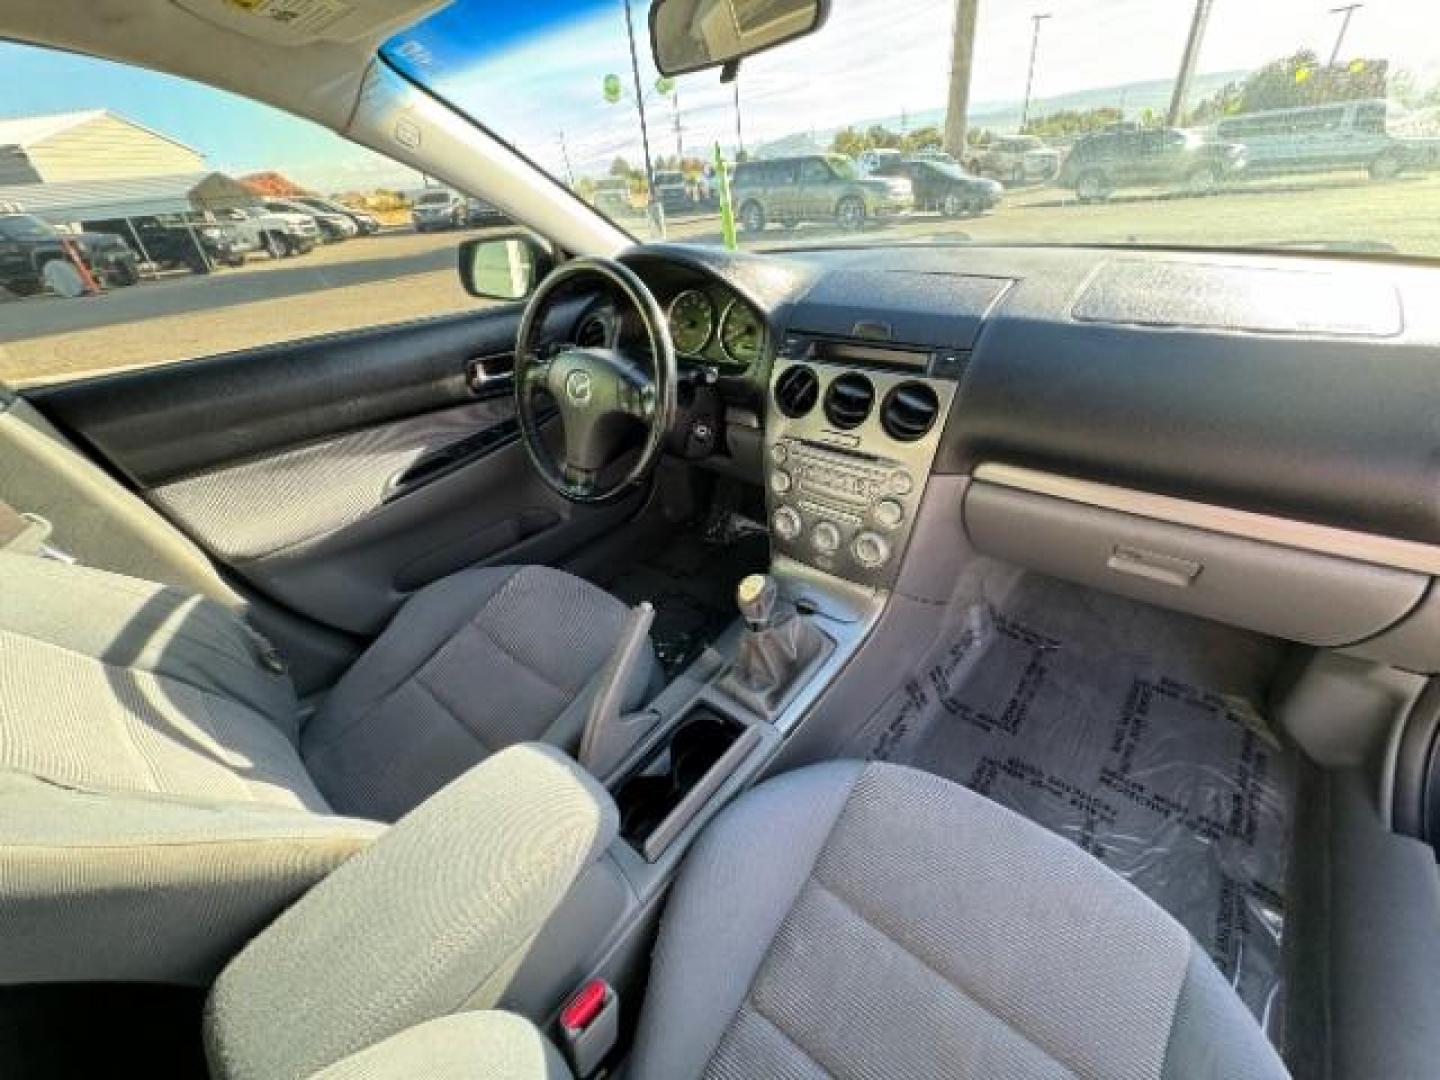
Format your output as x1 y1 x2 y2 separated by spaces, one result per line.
865 574 1295 1040
593 515 768 677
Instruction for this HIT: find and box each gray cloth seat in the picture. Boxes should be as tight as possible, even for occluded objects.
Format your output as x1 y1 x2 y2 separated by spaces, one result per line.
0 551 655 985
628 759 1291 1080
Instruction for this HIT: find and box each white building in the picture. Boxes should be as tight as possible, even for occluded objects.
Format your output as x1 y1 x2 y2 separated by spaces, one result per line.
0 110 205 186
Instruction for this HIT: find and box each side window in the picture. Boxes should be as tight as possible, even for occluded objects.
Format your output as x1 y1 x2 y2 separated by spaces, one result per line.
772 161 801 186
800 159 832 184
0 42 490 388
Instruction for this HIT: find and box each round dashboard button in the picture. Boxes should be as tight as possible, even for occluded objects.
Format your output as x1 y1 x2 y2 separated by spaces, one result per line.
772 442 789 465
812 520 841 554
771 470 793 494
852 530 891 569
772 506 802 541
873 499 904 529
889 470 914 496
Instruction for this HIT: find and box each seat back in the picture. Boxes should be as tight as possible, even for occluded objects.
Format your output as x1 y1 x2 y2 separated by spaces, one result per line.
0 553 382 985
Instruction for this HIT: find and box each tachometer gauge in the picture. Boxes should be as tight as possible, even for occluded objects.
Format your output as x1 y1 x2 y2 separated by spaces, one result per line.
667 289 715 355
719 299 764 367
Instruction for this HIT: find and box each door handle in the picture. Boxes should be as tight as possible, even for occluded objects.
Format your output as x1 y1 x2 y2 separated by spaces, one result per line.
465 354 514 396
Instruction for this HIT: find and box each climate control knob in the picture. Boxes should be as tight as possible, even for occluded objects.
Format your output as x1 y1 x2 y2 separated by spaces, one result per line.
770 470 793 495
873 499 904 529
812 520 842 555
772 506 802 541
852 530 891 569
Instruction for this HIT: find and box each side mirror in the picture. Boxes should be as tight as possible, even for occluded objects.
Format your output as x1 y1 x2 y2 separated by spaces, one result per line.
457 232 554 301
650 0 829 78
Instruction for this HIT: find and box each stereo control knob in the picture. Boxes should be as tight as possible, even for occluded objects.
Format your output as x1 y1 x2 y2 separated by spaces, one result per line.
889 470 914 496
852 530 891 569
812 520 841 555
772 442 789 465
772 506 802 541
873 499 904 529
771 470 793 495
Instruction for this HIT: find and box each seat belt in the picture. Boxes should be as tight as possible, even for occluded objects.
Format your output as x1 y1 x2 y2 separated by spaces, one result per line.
0 498 74 562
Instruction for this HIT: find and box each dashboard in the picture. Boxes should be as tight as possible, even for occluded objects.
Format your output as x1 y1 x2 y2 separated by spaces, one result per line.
601 239 1440 676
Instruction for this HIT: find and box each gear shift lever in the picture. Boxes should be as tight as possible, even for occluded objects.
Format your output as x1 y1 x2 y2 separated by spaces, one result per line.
737 573 779 632
719 574 832 716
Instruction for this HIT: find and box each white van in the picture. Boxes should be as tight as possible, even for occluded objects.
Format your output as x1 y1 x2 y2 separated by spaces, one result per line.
1213 99 1410 180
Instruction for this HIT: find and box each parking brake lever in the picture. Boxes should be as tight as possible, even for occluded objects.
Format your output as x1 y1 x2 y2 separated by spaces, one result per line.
579 601 659 781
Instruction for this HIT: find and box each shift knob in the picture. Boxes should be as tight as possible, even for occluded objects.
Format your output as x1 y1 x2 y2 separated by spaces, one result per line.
737 573 779 632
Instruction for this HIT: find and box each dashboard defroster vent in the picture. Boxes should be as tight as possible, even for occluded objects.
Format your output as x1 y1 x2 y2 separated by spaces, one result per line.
823 372 875 429
881 382 941 441
775 365 820 418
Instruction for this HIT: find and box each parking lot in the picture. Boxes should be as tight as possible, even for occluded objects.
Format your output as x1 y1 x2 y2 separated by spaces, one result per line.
6 169 1440 386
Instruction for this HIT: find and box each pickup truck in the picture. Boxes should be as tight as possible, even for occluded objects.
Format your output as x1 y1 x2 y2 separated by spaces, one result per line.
219 206 319 258
0 213 140 296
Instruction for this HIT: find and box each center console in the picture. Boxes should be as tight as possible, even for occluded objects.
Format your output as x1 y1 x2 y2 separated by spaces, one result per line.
764 334 960 588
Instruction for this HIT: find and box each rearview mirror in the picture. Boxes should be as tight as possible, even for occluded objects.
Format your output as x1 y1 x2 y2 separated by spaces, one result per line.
457 232 554 301
650 0 829 77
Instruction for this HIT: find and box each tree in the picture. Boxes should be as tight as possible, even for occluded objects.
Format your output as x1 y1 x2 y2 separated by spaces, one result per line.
1021 107 1121 138
902 125 943 152
609 156 632 178
830 126 868 157
865 124 902 149
1185 50 1390 124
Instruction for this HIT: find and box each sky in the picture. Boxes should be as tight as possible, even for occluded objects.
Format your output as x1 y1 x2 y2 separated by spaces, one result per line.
4 0 1440 190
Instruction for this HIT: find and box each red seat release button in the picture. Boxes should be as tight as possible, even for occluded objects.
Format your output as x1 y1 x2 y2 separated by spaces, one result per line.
560 978 609 1032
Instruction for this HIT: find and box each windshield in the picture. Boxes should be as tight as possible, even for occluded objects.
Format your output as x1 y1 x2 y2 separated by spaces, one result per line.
0 215 56 241
382 0 1440 258
415 191 453 205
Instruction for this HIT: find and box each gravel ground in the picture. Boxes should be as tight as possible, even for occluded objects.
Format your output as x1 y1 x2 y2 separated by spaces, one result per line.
5 171 1438 386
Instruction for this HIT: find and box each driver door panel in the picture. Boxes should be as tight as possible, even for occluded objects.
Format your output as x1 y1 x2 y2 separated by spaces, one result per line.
28 304 640 636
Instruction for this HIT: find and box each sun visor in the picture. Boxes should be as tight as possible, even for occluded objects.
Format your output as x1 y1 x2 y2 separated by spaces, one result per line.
172 0 451 46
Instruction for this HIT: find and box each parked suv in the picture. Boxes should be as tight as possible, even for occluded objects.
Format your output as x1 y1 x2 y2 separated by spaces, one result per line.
220 206 319 257
732 154 912 233
1059 125 1246 201
0 213 139 295
290 195 381 235
264 199 356 242
1214 99 1411 180
85 213 248 274
873 158 1003 216
411 188 466 231
966 135 1062 185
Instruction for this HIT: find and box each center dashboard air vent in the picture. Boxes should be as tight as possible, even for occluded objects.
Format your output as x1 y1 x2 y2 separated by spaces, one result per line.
823 372 875 429
775 364 820 418
881 381 941 441
575 316 608 348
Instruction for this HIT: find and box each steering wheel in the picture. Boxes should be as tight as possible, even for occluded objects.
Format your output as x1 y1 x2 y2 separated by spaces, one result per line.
513 257 678 504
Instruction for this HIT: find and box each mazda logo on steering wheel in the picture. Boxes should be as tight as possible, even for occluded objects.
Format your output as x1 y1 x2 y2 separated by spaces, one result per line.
564 370 593 407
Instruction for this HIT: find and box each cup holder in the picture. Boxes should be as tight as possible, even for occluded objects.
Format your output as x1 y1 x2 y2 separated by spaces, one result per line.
615 705 746 847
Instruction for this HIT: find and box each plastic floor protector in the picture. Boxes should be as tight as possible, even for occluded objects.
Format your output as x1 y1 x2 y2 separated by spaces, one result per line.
864 573 1295 1042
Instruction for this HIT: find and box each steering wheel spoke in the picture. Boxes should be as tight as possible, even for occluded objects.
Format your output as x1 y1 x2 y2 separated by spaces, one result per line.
510 258 677 505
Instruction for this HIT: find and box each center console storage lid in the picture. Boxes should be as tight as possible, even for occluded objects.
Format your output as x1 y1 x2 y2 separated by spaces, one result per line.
787 270 1012 349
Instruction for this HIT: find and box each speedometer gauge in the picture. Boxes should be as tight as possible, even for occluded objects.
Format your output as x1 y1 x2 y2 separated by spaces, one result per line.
719 299 764 367
667 289 714 355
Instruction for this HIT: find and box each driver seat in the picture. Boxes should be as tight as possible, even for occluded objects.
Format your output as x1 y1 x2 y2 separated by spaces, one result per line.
0 550 658 985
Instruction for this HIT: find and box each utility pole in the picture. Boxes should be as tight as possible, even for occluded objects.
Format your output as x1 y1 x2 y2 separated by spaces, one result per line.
1167 0 1212 127
943 0 979 158
733 74 745 158
557 129 575 186
621 0 659 227
1020 13 1052 133
1328 3 1362 67
671 90 683 159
